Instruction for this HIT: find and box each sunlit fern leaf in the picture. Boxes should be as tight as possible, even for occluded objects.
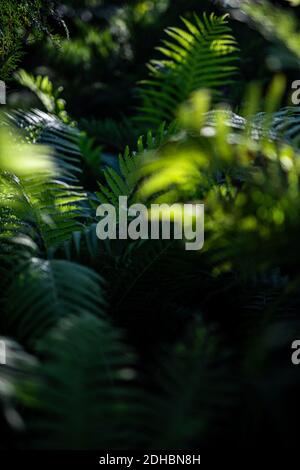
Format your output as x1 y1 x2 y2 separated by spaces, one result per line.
15 70 71 124
20 314 139 449
6 110 82 184
201 108 300 144
136 91 300 223
205 109 246 131
2 112 87 251
204 109 277 141
97 121 177 208
1 171 85 253
2 259 106 346
136 13 239 126
252 107 300 147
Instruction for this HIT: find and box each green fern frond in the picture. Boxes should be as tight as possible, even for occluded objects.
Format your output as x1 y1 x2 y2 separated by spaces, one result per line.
1 170 84 252
80 117 138 152
2 260 106 346
15 70 72 124
19 315 138 449
142 324 238 449
7 110 81 183
137 13 239 126
0 118 86 252
252 107 300 147
97 121 177 208
62 222 105 261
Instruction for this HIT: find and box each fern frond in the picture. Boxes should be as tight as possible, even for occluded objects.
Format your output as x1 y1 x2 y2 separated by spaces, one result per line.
62 222 105 261
97 121 177 208
2 111 87 251
137 13 239 126
142 325 237 449
252 107 300 147
20 315 138 449
80 117 138 152
15 70 72 124
6 110 81 184
2 259 106 346
1 171 85 252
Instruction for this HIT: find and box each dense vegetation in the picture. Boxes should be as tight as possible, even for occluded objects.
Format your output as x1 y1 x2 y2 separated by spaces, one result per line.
0 0 300 450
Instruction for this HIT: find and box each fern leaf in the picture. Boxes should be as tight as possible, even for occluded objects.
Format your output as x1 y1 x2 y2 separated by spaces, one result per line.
19 315 138 449
2 259 106 346
97 122 177 208
137 13 239 126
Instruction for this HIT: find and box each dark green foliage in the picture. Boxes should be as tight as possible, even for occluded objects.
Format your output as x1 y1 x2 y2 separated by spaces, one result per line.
3 260 106 346
22 314 137 449
0 0 66 81
0 0 300 452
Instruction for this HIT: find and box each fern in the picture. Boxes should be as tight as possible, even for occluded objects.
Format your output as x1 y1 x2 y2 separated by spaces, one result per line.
19 315 138 449
6 110 82 184
80 117 139 152
0 169 83 253
141 325 238 449
97 121 177 208
2 111 89 252
252 107 300 147
15 70 72 124
225 0 300 69
137 13 239 126
1 3 300 452
2 259 106 347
